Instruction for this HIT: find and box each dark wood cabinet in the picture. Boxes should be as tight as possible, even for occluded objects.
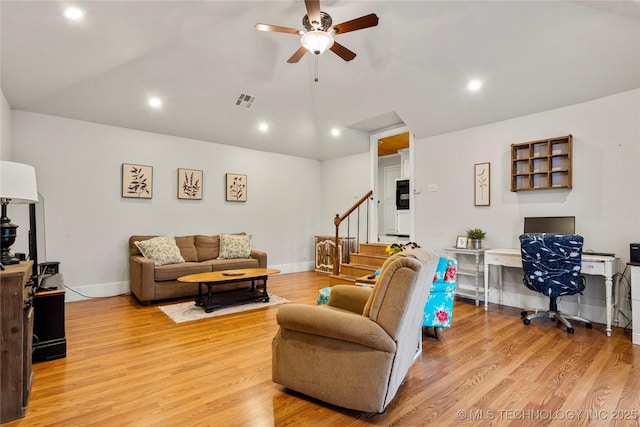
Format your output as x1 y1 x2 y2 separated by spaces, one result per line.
1 261 34 423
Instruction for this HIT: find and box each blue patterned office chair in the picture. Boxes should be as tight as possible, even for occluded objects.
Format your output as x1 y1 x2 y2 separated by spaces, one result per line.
519 233 593 334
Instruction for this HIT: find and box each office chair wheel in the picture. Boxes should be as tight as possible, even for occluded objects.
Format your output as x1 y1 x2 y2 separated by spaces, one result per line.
567 327 575 334
521 311 528 317
523 318 530 325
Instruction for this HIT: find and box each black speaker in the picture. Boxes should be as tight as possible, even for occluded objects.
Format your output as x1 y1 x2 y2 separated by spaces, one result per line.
631 243 640 264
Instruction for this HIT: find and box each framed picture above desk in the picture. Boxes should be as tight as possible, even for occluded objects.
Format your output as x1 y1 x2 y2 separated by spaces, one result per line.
483 248 618 336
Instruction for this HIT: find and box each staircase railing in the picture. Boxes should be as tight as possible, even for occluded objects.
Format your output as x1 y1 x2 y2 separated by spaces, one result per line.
333 190 374 275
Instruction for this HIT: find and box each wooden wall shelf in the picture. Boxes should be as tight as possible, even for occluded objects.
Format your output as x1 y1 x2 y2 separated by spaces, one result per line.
510 135 572 192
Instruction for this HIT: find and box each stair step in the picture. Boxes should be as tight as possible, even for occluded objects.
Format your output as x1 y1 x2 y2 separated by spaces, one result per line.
349 253 387 268
340 263 377 277
359 243 390 256
328 274 357 286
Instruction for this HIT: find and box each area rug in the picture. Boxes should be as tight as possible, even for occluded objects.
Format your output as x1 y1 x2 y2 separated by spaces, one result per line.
158 294 288 324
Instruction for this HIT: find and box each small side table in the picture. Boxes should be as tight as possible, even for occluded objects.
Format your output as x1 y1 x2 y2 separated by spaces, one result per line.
444 247 486 307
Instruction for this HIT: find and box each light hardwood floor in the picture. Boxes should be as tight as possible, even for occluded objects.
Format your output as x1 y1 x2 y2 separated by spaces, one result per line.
6 271 639 426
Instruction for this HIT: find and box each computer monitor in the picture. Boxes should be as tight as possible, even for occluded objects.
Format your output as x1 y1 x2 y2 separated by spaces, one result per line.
523 216 575 234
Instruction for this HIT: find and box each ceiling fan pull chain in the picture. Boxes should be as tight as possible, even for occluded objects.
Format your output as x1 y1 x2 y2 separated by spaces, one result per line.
314 55 319 82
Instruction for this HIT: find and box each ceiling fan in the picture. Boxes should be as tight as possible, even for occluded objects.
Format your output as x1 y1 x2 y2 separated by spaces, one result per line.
255 0 379 64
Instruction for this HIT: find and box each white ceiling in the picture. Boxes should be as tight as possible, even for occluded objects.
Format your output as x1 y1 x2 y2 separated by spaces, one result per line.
2 1 639 161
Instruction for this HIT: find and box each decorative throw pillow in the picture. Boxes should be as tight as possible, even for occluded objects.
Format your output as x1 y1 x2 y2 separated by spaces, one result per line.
218 233 251 259
134 235 185 266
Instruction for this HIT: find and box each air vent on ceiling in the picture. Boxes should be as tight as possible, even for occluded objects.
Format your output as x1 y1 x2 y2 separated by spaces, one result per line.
235 93 256 109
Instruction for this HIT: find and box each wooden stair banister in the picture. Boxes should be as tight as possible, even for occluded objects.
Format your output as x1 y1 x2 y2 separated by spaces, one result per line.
333 190 373 275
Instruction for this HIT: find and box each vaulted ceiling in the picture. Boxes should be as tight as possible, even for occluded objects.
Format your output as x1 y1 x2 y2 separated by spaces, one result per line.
1 1 639 161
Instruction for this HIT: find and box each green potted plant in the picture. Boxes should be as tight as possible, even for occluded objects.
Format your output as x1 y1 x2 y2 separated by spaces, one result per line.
466 228 487 249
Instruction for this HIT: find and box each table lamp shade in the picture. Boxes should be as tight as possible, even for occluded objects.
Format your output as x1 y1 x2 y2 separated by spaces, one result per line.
1 161 38 203
1 161 38 266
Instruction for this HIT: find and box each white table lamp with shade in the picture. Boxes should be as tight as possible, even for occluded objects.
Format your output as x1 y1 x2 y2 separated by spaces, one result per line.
0 161 38 268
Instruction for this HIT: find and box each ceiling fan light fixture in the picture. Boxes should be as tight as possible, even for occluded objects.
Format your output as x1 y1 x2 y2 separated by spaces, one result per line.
301 30 334 55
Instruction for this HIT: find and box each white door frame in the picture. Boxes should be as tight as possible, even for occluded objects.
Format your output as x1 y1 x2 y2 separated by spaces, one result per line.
369 125 414 242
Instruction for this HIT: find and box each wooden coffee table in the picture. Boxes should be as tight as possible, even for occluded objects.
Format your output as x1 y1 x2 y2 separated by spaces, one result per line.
178 268 280 313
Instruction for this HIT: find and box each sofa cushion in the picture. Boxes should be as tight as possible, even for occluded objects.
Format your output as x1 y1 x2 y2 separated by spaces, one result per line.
201 258 259 271
195 235 220 261
218 233 251 259
134 236 185 266
154 262 211 282
175 236 198 262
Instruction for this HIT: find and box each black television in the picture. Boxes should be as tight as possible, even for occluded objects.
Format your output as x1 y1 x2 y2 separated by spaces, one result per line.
523 216 575 235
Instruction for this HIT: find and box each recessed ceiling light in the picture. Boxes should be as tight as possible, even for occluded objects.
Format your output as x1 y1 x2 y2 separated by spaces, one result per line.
331 128 341 137
64 7 84 21
258 122 269 132
148 97 162 108
467 79 482 92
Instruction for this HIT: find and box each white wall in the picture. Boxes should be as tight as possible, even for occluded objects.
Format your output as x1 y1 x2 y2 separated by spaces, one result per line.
1 89 11 159
11 111 322 301
320 151 371 238
413 89 640 325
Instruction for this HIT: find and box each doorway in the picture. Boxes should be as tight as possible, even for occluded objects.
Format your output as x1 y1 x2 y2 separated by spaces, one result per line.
368 126 413 244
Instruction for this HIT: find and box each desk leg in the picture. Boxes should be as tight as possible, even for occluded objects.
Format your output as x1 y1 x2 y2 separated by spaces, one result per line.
603 260 615 337
613 274 620 327
498 265 503 307
484 262 490 311
605 275 613 337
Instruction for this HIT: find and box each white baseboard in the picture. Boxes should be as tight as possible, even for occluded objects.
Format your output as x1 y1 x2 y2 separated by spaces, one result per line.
269 261 315 274
63 261 316 302
64 281 130 302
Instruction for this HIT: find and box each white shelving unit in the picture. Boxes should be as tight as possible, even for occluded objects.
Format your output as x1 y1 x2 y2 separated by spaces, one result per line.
444 247 486 307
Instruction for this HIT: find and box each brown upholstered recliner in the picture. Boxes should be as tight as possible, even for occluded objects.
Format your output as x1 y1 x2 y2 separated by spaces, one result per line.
272 248 439 413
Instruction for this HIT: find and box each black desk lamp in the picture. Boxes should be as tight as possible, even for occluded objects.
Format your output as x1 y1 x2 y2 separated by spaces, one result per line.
1 161 38 267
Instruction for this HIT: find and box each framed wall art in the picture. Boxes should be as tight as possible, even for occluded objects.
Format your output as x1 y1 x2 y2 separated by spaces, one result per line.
226 173 247 202
178 168 203 200
122 163 152 199
474 162 490 206
456 236 468 249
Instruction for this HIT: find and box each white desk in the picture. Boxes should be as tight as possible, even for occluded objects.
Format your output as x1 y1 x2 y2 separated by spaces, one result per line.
484 248 617 336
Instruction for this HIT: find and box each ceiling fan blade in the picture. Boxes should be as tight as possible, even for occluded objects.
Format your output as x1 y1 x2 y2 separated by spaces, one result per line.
255 23 300 35
287 46 308 63
331 13 379 34
330 41 356 62
304 0 321 26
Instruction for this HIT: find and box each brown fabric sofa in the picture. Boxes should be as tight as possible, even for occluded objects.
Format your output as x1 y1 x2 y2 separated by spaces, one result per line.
129 234 267 305
271 248 439 413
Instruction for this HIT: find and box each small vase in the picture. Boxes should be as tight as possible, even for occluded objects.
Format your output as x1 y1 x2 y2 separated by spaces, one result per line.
471 239 482 249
